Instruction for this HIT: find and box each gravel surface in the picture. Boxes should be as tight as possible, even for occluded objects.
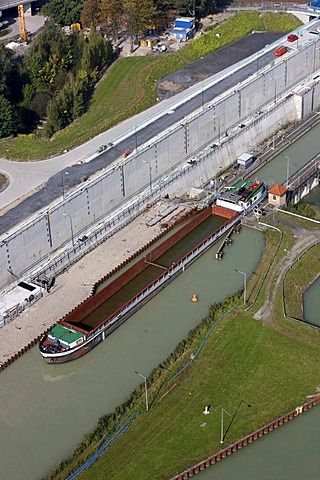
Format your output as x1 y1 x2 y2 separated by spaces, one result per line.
0 201 189 363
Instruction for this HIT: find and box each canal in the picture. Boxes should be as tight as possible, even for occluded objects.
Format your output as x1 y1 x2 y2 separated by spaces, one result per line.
193 405 320 480
0 226 264 480
1 121 320 480
301 184 320 328
195 122 320 479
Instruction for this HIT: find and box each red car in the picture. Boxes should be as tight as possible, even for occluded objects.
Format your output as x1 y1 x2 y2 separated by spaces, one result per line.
122 149 131 158
287 34 298 42
275 46 287 56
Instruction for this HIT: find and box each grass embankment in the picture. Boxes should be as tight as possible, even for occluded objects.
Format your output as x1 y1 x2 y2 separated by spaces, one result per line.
47 214 320 480
0 12 301 161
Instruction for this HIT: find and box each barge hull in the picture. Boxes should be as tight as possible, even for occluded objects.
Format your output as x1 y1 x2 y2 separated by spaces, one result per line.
40 207 241 363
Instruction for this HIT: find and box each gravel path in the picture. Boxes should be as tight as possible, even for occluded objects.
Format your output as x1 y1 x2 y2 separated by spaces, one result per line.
0 201 189 363
254 214 320 324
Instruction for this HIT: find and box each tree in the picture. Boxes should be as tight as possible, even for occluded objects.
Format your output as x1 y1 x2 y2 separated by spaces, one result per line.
122 0 155 52
81 0 101 28
24 21 73 95
72 70 90 117
42 0 84 26
69 28 86 73
0 45 13 98
0 95 19 138
99 0 123 42
163 0 217 18
81 28 112 79
45 83 74 136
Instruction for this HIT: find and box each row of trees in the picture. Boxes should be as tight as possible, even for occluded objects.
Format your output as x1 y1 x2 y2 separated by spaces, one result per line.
0 0 221 139
0 21 112 138
43 0 219 29
43 0 220 48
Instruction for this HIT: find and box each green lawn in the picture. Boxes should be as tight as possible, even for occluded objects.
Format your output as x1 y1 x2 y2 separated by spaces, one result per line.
0 12 301 161
66 314 320 480
47 215 320 480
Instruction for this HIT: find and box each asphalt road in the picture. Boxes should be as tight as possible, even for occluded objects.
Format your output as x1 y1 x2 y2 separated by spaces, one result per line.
157 32 284 100
0 32 284 236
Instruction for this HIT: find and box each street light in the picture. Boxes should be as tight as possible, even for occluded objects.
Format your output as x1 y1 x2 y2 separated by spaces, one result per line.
63 213 74 247
134 370 149 412
220 408 232 443
283 154 290 186
235 269 247 305
61 171 69 199
143 160 152 193
221 400 251 443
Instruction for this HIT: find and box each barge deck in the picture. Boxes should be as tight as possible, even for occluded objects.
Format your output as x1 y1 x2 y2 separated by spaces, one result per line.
39 205 240 363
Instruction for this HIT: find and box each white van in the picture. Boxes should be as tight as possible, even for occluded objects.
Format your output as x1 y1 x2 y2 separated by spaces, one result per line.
237 153 254 169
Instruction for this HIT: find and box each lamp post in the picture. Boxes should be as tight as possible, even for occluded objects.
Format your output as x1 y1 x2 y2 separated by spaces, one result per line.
134 370 149 412
61 171 69 199
143 160 152 193
220 408 232 443
221 400 251 443
63 213 74 247
235 269 247 305
283 154 290 186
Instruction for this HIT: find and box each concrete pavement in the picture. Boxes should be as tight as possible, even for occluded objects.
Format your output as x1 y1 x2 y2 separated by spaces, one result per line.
0 13 45 40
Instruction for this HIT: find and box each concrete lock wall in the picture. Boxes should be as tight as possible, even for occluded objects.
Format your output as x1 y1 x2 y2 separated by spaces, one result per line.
1 40 320 288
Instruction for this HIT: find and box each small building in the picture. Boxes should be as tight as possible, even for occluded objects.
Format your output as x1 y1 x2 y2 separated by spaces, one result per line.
170 17 195 41
268 184 287 207
237 153 254 170
0 281 44 325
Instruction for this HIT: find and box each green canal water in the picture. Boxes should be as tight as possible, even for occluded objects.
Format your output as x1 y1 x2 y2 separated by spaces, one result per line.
195 405 320 480
2 122 320 480
83 215 225 329
301 184 320 328
0 225 263 480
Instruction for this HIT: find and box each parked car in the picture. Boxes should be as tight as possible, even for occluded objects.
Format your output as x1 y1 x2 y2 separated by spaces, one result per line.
275 45 287 56
287 34 298 42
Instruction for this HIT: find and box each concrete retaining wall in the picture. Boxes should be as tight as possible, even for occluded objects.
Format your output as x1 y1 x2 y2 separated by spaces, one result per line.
1 39 320 288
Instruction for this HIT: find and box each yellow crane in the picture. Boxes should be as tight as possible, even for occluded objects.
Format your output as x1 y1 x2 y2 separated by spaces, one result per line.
18 5 27 42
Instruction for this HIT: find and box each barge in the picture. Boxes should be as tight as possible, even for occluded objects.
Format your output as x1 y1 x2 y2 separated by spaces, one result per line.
39 204 242 363
39 180 266 364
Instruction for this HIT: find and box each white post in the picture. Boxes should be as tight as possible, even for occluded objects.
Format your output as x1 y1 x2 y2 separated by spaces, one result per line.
220 408 232 443
135 370 149 412
283 154 290 186
235 269 247 305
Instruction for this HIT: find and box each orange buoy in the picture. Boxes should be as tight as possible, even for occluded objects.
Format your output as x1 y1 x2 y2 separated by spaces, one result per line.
191 294 198 303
